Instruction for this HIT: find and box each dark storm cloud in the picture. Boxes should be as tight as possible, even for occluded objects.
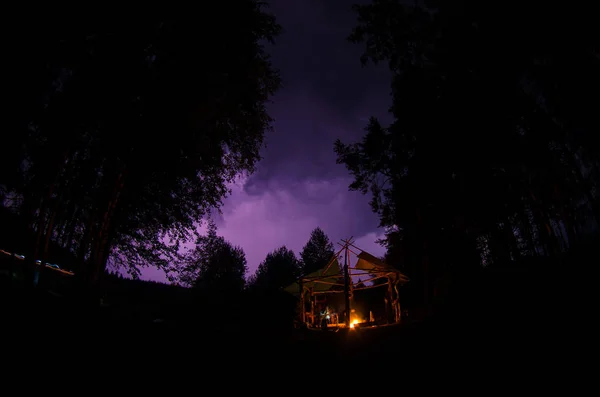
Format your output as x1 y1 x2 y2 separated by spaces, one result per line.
140 1 395 281
244 0 393 189
213 176 385 273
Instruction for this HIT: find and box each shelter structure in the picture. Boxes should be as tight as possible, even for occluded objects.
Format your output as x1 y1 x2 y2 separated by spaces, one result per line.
284 238 409 329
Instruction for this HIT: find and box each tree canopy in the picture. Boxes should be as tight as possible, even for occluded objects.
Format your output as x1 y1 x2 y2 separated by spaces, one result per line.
0 3 281 285
249 246 300 291
299 227 335 275
336 0 600 303
178 221 247 293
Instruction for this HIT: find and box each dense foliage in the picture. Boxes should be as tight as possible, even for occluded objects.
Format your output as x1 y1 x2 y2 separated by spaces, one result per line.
178 221 247 293
0 3 281 285
336 0 600 303
249 246 301 290
299 227 335 275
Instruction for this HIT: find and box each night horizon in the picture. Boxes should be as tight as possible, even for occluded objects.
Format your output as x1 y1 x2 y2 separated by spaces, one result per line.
1 0 596 370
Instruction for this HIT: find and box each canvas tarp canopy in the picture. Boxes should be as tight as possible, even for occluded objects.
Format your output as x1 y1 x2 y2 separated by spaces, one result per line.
283 258 342 295
354 251 409 284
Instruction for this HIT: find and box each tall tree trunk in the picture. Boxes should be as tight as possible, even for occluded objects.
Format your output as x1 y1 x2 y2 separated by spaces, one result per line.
529 191 559 256
56 220 68 248
553 217 567 252
416 207 431 306
63 207 80 254
91 168 127 286
559 206 577 249
38 150 81 284
36 197 59 286
76 216 95 284
541 211 561 256
561 141 600 224
505 219 521 261
29 185 53 286
28 149 70 285
490 224 511 265
516 206 536 256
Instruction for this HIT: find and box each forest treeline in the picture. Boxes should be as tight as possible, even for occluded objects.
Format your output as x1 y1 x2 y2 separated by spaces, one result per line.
0 3 281 290
1 1 598 322
335 0 600 306
98 226 336 328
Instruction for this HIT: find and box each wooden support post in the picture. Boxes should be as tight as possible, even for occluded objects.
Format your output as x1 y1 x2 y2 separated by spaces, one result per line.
299 279 305 324
343 240 351 327
384 295 390 324
395 284 401 324
347 245 353 301
310 287 315 327
387 278 394 324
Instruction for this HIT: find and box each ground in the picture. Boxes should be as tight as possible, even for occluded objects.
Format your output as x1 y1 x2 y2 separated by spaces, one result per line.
3 285 555 363
1 262 580 384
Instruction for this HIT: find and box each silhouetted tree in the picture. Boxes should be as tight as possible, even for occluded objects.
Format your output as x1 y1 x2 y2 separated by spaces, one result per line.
244 246 300 330
355 278 366 290
250 246 300 290
336 0 600 306
179 221 247 295
1 3 281 288
299 227 335 275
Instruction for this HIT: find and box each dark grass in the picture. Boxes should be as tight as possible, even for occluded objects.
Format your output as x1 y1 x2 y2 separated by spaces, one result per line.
1 251 591 386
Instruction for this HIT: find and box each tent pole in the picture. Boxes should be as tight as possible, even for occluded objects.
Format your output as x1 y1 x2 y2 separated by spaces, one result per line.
323 245 346 275
347 242 353 310
299 280 305 325
343 239 351 327
310 287 315 327
394 284 401 324
387 278 394 324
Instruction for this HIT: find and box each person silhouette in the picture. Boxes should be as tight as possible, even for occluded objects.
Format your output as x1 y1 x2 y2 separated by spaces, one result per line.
320 315 328 331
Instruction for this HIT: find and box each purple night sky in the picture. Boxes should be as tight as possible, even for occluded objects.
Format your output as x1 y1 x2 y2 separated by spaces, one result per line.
142 0 393 283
